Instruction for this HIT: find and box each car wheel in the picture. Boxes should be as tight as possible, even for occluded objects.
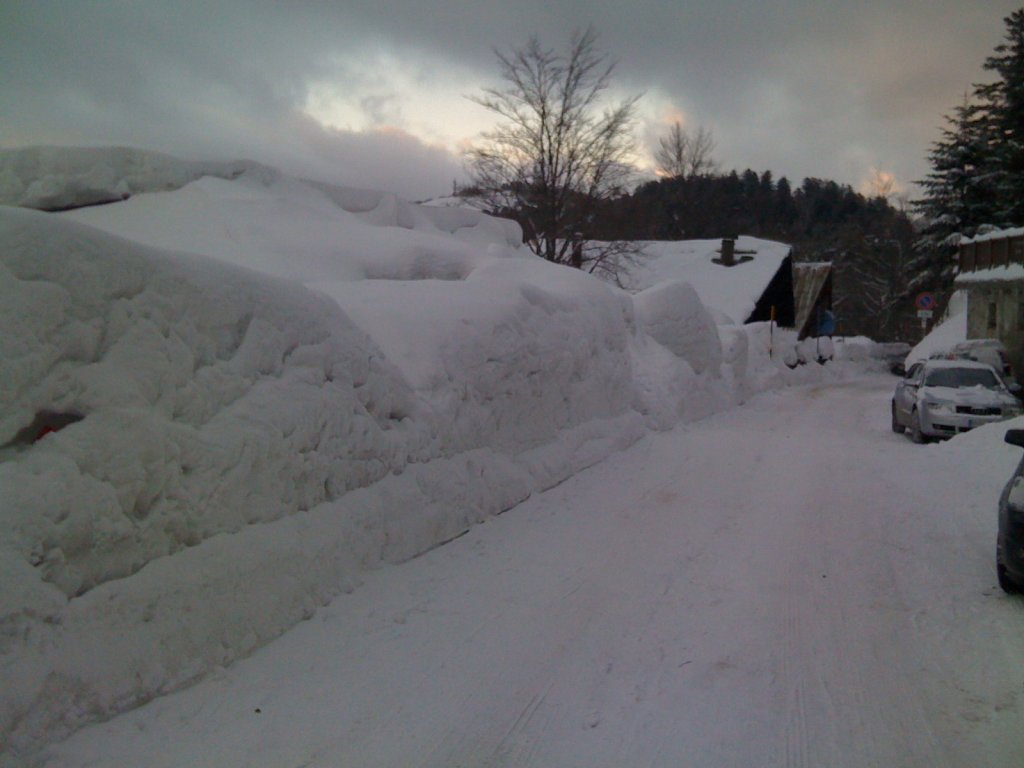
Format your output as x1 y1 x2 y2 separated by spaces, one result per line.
891 401 905 434
997 552 1020 594
909 409 926 444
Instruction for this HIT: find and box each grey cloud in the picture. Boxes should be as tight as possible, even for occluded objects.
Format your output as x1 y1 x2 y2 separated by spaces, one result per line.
2 1 1021 199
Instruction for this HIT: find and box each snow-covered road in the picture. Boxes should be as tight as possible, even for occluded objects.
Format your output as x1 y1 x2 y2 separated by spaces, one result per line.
41 375 1024 767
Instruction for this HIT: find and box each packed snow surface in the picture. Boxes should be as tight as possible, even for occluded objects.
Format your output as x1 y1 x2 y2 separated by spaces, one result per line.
0 147 873 762
35 378 1024 767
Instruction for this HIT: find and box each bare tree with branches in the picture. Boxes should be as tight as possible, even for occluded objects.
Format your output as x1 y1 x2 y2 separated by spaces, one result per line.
466 27 642 280
655 121 717 179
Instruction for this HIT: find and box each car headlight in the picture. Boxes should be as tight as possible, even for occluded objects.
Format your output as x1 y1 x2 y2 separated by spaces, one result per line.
924 401 954 416
1005 404 1023 417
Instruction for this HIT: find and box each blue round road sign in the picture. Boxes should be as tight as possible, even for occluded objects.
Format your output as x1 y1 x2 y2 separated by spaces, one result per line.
915 292 936 311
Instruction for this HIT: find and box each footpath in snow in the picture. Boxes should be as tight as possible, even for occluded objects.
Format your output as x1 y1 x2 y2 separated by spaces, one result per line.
37 376 1024 768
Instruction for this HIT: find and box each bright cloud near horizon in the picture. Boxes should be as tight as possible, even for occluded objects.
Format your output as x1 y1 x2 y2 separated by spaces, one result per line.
2 2 1019 202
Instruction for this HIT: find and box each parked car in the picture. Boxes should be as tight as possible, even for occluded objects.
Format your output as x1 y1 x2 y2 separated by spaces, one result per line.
878 342 911 376
998 429 1024 593
950 339 1015 386
891 359 1022 443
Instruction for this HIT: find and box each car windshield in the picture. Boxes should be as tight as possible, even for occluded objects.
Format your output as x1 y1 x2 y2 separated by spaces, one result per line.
924 367 1000 389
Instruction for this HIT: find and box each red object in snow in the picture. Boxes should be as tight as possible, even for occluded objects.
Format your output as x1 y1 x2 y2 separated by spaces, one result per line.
35 425 57 442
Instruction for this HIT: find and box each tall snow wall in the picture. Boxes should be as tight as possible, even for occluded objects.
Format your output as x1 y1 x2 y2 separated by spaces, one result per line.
0 206 649 757
0 147 866 761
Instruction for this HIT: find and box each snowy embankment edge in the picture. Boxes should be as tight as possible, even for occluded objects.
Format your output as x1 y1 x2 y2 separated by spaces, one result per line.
0 204 869 762
3 359 857 763
0 202 649 757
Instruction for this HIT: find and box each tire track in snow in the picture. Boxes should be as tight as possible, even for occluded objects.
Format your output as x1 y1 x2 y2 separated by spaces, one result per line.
486 680 555 767
781 598 810 768
790 381 959 768
750 380 954 768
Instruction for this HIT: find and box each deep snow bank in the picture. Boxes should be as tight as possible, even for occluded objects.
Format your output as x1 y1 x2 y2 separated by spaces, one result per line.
0 145 522 250
0 206 423 596
633 280 722 375
0 206 431 753
59 169 521 286
0 146 256 212
0 147 869 761
0 206 648 757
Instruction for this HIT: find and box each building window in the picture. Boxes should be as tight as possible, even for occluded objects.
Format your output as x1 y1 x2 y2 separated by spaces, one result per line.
988 301 998 330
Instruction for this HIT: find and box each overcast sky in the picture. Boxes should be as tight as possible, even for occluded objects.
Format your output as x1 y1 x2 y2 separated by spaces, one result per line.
2 2 1020 201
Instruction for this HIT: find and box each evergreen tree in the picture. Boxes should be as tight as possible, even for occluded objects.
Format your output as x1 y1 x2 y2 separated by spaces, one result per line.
981 8 1024 223
912 9 1024 293
775 177 797 235
912 97 998 288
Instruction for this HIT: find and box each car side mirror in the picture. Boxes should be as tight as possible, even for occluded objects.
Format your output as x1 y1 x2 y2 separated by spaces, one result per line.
1005 429 1024 448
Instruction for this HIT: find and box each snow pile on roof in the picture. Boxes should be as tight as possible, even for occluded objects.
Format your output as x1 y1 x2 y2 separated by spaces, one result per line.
955 263 1024 284
623 237 791 325
0 147 862 759
960 226 1024 244
956 226 1024 284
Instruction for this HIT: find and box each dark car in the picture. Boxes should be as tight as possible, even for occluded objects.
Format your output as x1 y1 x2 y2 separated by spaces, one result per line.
998 429 1024 593
951 339 1015 386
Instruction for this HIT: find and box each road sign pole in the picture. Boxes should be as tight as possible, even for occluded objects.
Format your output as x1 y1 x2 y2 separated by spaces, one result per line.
915 294 937 337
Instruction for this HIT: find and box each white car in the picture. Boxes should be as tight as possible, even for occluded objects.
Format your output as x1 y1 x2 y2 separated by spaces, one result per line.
891 359 1021 443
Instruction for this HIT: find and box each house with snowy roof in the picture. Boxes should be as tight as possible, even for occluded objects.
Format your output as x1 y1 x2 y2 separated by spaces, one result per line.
956 228 1024 375
626 236 795 328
